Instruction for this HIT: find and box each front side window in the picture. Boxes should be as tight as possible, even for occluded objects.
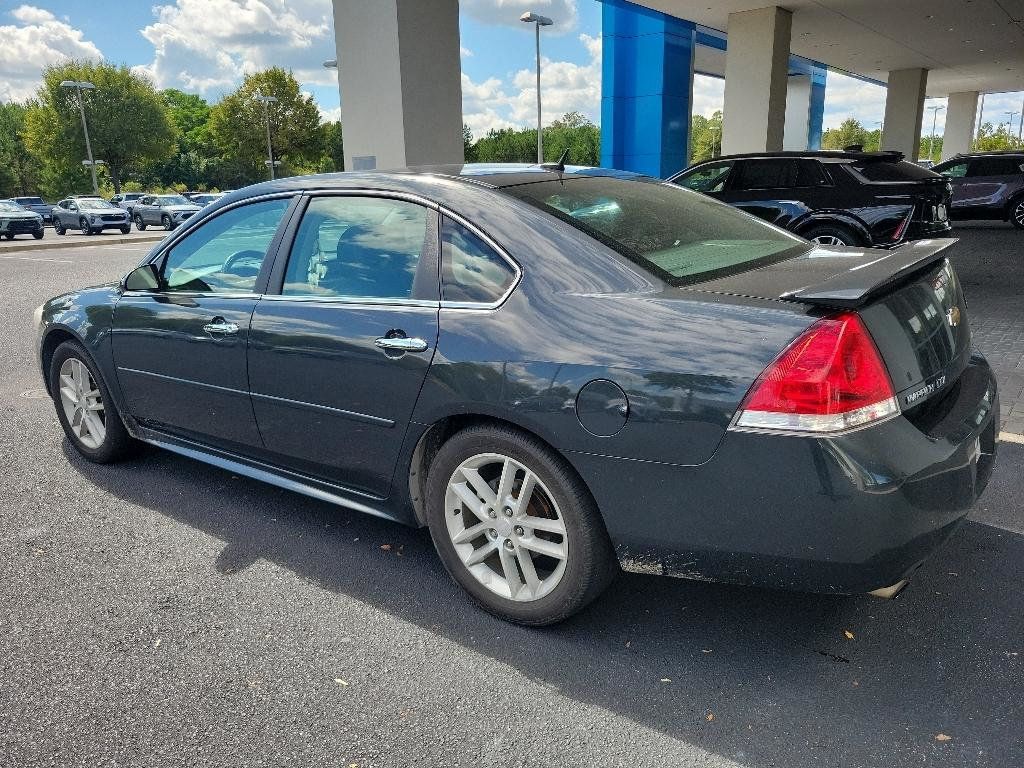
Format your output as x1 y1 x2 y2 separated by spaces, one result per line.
282 196 431 300
506 176 808 285
935 161 969 178
441 217 517 304
674 161 734 193
159 197 289 293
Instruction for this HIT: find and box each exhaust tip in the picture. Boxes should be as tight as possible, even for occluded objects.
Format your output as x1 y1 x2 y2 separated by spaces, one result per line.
868 579 909 600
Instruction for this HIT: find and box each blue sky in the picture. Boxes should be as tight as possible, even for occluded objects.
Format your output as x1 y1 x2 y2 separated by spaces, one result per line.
2 0 1023 141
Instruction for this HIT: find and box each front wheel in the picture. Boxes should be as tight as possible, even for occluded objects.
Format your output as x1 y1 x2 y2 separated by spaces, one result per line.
1010 197 1024 230
803 223 859 247
119 225 131 235
49 341 136 463
162 215 172 231
79 217 92 236
3 232 13 240
134 215 146 231
425 424 617 626
33 230 44 240
53 218 66 235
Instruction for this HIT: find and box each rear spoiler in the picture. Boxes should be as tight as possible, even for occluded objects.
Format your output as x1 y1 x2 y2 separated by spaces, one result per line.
780 238 958 309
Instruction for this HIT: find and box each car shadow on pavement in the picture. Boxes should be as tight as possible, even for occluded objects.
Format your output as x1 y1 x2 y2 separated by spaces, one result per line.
64 440 1024 768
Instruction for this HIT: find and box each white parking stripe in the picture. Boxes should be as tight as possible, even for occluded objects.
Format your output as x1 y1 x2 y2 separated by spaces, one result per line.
999 432 1024 444
0 255 74 264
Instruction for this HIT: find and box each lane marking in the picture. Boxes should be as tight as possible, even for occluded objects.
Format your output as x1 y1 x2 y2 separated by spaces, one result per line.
999 431 1024 445
0 255 73 264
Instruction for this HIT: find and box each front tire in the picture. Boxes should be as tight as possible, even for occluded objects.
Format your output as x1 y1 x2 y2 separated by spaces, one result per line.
120 225 131 235
49 341 136 464
803 222 859 247
162 215 172 231
33 230 44 240
1009 197 1024 230
134 215 147 231
3 232 13 240
53 218 66 235
425 424 617 626
79 217 92 236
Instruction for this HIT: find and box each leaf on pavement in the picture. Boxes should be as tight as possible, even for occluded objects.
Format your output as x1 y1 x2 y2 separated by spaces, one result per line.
334 678 349 687
843 630 855 640
380 544 392 551
935 733 952 742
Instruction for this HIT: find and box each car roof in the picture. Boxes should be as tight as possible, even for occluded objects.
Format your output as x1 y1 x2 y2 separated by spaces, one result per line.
685 150 905 166
943 151 1024 159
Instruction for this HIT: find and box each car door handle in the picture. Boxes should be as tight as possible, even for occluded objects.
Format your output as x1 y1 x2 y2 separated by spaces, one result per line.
374 336 428 353
203 319 239 335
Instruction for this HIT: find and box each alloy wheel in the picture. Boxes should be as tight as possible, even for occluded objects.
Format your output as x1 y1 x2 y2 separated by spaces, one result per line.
79 218 90 235
58 357 106 450
444 452 568 602
1014 200 1024 229
811 234 848 246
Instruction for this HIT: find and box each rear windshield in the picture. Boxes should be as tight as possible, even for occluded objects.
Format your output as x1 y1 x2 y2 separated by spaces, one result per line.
848 160 939 182
16 197 43 205
504 176 808 284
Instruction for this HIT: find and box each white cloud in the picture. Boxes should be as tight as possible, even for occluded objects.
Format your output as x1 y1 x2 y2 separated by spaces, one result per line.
462 31 599 137
460 0 578 34
692 74 724 118
461 46 474 57
822 72 886 131
138 0 336 98
0 5 103 101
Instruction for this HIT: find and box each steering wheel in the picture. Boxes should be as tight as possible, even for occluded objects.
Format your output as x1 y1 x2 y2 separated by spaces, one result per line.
221 249 264 277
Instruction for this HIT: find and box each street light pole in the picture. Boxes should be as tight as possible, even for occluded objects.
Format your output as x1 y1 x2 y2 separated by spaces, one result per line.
520 11 553 163
255 94 279 180
1006 111 1020 141
926 105 944 162
60 80 99 195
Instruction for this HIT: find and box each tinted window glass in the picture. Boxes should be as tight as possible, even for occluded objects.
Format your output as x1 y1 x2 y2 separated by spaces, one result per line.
794 160 830 187
968 157 1024 177
283 196 430 299
441 217 516 303
674 161 734 193
161 198 289 293
851 160 938 181
734 159 794 190
935 161 969 178
505 176 808 285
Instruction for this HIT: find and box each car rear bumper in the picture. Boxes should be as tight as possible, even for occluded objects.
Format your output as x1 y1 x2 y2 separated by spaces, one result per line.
569 353 999 594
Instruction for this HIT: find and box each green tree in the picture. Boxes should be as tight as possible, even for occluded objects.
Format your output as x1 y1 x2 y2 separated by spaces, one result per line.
23 60 175 194
973 122 1023 152
463 124 477 162
208 67 322 186
689 111 723 163
821 117 869 151
543 111 600 165
319 120 345 172
141 89 218 189
0 101 43 197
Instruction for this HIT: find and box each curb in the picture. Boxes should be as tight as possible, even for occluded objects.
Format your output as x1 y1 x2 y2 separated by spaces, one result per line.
0 232 165 254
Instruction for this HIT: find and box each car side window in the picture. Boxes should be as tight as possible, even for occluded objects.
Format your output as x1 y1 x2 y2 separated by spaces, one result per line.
282 196 432 300
158 198 290 294
939 161 969 178
674 161 735 193
794 160 831 187
441 217 517 304
967 157 1023 177
733 159 795 190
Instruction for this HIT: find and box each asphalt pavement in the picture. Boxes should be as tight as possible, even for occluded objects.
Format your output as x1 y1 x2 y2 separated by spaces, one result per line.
1 231 1022 767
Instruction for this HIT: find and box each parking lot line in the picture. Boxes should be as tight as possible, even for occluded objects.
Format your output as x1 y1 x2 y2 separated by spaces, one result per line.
999 431 1024 444
0 255 74 264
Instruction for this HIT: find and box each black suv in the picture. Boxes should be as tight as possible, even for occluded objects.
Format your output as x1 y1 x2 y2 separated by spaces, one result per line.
670 151 952 247
931 152 1024 229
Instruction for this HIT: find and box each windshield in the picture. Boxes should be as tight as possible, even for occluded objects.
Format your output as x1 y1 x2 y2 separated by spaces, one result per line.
0 201 26 212
504 176 809 284
79 199 118 210
158 195 191 206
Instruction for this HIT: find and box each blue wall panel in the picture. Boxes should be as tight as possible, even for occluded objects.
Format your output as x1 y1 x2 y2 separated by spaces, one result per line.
600 0 695 178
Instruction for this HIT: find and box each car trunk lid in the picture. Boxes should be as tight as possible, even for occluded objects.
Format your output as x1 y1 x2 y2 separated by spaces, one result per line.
687 239 971 411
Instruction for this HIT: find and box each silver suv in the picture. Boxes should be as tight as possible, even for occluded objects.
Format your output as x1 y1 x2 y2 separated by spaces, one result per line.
51 197 130 236
133 194 201 231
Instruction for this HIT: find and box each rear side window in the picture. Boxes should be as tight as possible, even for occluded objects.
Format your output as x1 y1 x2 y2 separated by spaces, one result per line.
441 217 517 304
967 157 1024 177
850 160 938 182
733 159 793 190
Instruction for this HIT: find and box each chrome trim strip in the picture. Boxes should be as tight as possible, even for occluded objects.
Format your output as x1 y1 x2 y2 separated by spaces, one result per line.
117 366 249 397
120 291 262 299
259 294 439 308
140 437 398 521
437 205 523 310
249 390 394 427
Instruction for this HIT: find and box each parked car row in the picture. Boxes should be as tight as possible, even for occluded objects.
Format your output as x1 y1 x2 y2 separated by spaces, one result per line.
672 149 1024 246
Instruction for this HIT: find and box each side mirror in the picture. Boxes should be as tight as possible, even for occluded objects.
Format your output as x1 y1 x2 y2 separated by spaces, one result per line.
123 263 160 291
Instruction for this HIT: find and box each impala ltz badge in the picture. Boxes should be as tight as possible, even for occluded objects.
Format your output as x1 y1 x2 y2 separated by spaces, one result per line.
947 306 961 327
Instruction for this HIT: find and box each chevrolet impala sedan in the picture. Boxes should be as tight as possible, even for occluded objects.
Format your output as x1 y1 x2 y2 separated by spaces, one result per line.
35 165 998 625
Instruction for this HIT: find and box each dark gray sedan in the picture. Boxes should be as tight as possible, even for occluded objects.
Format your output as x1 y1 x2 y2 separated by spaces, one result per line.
33 165 998 625
132 194 201 231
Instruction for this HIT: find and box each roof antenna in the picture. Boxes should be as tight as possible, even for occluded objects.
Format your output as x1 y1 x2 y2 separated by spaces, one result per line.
540 149 569 172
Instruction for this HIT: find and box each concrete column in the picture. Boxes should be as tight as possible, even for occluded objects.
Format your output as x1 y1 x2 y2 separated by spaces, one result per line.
721 6 792 154
600 0 695 177
332 0 463 169
881 68 927 160
942 91 980 160
784 75 811 151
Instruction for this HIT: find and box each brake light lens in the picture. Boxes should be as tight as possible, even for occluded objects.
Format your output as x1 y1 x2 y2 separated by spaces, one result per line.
733 312 899 434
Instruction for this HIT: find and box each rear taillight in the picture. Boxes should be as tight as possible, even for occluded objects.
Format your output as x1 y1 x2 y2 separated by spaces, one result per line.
732 312 899 434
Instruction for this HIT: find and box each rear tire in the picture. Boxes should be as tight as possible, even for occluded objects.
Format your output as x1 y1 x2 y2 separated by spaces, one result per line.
48 340 137 464
803 222 860 247
134 215 146 231
425 424 617 626
1009 196 1024 230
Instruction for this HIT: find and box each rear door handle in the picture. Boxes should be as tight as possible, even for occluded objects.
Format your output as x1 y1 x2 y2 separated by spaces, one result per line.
203 318 239 335
374 336 428 353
